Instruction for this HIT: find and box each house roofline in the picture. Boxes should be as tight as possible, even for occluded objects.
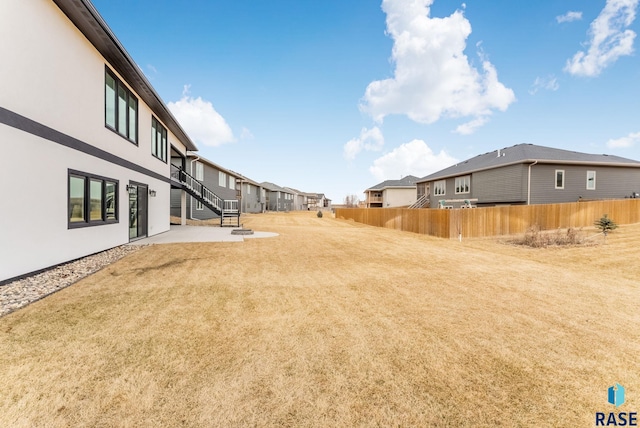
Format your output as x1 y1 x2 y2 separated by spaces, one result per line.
416 159 640 183
53 0 197 152
186 153 246 179
366 185 418 191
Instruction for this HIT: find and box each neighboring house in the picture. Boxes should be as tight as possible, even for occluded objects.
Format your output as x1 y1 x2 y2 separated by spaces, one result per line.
170 155 241 220
285 188 332 211
364 176 420 208
260 182 294 211
416 144 640 208
284 188 306 211
236 172 264 213
308 193 332 211
0 0 197 282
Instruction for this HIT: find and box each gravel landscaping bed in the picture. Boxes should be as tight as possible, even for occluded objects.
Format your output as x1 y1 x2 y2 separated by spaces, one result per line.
0 245 142 317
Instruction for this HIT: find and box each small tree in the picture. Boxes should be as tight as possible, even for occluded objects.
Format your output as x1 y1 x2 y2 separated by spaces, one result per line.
344 194 360 208
317 210 323 218
594 214 617 241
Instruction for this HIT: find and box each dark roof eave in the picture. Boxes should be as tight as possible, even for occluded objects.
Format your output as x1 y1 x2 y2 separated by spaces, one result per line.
52 0 198 152
416 159 640 183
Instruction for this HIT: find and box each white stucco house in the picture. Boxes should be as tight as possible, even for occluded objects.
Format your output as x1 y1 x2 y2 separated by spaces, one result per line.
0 0 198 282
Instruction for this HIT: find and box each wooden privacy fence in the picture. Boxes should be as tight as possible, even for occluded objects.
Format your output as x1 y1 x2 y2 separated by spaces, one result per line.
335 199 640 239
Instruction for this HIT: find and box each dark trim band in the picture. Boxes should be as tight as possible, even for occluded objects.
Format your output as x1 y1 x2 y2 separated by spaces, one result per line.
0 106 169 183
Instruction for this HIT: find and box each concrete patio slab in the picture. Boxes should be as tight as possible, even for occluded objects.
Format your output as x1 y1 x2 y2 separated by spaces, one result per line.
129 225 278 245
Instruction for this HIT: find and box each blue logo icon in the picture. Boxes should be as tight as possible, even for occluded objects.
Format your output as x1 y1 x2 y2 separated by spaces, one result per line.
608 383 626 407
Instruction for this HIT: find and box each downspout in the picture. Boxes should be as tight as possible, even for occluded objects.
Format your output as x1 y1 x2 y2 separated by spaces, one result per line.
189 154 200 220
527 160 538 205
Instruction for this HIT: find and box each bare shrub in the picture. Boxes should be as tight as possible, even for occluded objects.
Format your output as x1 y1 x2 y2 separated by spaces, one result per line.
514 225 585 248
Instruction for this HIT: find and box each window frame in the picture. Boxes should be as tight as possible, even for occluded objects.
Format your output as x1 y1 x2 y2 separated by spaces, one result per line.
195 161 204 181
433 180 446 196
454 175 470 194
105 67 138 144
151 116 168 162
219 171 226 187
68 169 119 229
555 170 565 189
229 176 236 190
586 170 596 190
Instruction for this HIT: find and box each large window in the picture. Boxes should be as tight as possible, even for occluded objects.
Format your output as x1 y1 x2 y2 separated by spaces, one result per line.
151 117 167 162
433 180 446 196
105 68 138 144
455 175 470 194
555 170 565 189
586 171 596 190
69 170 118 228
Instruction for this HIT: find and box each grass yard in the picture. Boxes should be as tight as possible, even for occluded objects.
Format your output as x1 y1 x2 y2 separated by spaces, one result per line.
1 212 639 427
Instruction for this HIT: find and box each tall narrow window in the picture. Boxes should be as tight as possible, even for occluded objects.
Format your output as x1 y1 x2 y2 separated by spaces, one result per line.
128 95 137 143
105 73 116 128
434 180 446 196
117 86 128 137
69 175 86 223
555 170 565 189
219 171 226 187
89 179 103 221
105 68 138 144
105 181 117 220
195 162 204 181
586 171 596 190
151 116 167 162
229 176 236 190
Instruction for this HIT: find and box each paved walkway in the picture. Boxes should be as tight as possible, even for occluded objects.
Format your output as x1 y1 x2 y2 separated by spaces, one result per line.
129 225 279 245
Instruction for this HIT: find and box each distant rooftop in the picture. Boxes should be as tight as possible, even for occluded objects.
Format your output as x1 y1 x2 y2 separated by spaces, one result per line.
366 175 420 191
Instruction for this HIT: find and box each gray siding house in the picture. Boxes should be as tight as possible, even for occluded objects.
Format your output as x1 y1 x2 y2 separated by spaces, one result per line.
284 187 307 211
237 173 264 213
170 155 241 220
416 144 640 208
261 182 294 211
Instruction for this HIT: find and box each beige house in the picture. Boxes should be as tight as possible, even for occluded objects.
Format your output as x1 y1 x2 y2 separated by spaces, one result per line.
364 176 419 208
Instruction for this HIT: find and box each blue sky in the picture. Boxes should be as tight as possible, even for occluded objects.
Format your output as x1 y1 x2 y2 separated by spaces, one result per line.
91 0 640 202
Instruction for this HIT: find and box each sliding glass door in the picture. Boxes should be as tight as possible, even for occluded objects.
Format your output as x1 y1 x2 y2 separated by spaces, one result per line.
128 182 148 240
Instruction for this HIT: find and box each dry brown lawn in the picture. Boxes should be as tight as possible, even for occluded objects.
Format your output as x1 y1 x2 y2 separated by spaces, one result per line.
1 211 639 427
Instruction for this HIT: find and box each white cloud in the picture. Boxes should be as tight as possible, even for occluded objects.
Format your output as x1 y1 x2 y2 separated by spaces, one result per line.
606 131 640 148
454 117 488 135
528 75 560 95
240 127 254 140
564 0 638 77
360 0 515 134
369 139 457 180
556 11 583 23
168 85 235 147
343 127 385 160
